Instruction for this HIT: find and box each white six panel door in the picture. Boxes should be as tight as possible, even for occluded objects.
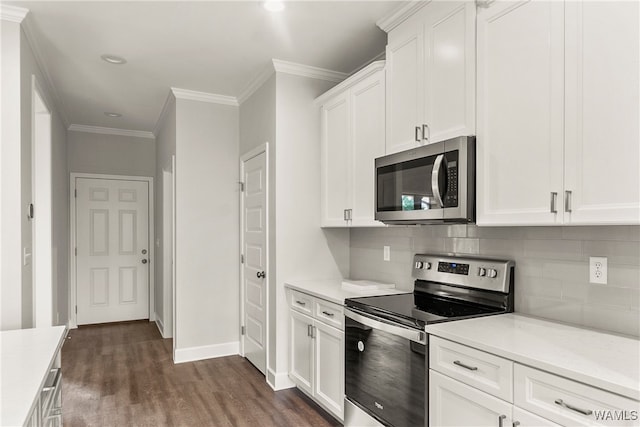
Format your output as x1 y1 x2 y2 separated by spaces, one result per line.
242 151 267 374
76 178 149 325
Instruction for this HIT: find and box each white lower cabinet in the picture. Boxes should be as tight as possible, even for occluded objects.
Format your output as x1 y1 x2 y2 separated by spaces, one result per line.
288 289 345 421
429 336 639 427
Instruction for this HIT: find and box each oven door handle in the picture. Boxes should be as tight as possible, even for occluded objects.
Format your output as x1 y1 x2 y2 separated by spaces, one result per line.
345 308 426 345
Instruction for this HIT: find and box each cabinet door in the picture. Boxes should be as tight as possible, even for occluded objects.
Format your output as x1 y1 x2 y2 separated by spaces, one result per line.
430 370 513 427
512 407 560 427
289 310 314 395
314 321 345 421
423 1 476 144
350 70 386 227
564 1 640 225
320 92 350 227
385 11 424 155
476 0 565 226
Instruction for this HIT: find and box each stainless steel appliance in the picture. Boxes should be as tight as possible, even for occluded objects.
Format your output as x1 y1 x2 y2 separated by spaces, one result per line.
375 136 475 224
344 254 515 427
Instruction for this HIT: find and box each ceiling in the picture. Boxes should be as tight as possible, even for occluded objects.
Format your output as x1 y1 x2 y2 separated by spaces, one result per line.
6 1 401 133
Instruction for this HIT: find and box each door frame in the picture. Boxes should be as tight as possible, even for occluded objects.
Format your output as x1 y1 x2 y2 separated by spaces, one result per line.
239 142 269 374
69 172 155 328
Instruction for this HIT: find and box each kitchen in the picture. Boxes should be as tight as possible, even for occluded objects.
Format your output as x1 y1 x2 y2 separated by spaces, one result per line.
0 0 639 426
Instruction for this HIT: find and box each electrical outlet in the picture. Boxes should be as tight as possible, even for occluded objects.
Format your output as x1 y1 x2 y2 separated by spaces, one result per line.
383 246 390 261
589 256 608 284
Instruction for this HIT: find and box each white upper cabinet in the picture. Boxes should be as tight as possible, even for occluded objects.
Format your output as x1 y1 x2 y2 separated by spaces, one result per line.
383 1 476 155
319 61 386 228
563 1 640 225
476 0 565 226
477 0 640 226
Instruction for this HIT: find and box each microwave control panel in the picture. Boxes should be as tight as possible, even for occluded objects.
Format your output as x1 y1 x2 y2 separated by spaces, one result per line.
443 150 459 207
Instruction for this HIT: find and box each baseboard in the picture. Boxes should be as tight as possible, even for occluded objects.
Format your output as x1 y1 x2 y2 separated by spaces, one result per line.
155 318 165 338
174 341 240 364
267 368 296 391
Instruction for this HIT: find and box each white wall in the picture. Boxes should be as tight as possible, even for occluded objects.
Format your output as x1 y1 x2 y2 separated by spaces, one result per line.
174 98 240 356
1 19 68 330
1 20 23 330
154 94 176 336
68 131 156 177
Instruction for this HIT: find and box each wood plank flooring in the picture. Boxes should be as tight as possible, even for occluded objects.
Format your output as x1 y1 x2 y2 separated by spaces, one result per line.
62 320 340 427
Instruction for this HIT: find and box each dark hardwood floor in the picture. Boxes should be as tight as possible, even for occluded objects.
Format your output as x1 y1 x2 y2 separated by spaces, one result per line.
62 320 341 427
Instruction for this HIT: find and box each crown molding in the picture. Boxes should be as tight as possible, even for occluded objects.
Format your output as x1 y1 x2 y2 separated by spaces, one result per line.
171 87 239 106
68 124 155 140
153 90 176 137
349 50 386 75
272 59 348 83
0 5 29 23
21 15 71 127
377 1 430 33
315 60 386 105
237 63 275 105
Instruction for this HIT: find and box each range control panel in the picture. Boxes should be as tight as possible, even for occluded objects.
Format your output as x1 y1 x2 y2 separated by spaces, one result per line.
412 254 514 293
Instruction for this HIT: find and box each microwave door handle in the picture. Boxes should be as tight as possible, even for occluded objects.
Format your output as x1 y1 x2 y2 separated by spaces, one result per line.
431 154 445 208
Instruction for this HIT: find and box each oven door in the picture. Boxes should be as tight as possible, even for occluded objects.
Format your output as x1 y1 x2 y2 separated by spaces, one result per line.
344 308 426 427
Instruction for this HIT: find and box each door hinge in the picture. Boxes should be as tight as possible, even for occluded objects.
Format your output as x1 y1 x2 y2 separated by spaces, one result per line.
75 247 77 256
75 305 77 314
240 254 244 264
239 182 245 192
74 189 77 198
241 325 245 335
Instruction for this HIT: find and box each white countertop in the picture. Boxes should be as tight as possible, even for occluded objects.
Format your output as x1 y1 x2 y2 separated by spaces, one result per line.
285 279 407 305
1 326 67 426
425 314 640 401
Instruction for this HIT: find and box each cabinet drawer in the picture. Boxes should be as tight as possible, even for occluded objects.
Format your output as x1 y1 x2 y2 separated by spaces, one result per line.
430 336 513 402
514 364 640 426
314 299 343 329
289 289 313 315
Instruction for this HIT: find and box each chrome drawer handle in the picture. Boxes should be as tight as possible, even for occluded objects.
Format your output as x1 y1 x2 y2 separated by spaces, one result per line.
321 311 334 317
554 399 592 416
295 300 306 306
453 360 478 371
498 414 506 427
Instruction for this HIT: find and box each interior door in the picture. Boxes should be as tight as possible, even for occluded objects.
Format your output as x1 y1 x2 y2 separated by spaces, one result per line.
242 150 267 374
76 178 149 325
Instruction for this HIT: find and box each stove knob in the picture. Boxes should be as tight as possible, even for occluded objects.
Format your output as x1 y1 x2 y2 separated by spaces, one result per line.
415 261 423 269
478 267 486 277
488 269 498 278
422 262 431 270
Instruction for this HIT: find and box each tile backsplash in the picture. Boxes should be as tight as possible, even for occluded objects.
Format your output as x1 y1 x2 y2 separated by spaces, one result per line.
350 225 640 337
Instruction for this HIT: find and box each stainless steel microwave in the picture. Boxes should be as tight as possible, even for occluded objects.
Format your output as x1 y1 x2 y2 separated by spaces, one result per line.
375 136 475 224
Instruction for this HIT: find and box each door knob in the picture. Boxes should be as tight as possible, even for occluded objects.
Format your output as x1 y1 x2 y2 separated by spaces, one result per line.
256 271 266 278
142 259 148 264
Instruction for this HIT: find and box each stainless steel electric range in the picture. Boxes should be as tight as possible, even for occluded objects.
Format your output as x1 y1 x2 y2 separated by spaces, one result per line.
344 254 515 427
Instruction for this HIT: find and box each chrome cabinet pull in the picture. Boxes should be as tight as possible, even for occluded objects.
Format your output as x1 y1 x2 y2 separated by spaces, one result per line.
498 415 506 427
307 324 312 337
415 126 422 142
476 0 496 7
296 300 306 306
321 311 334 317
512 422 520 427
422 124 430 143
343 209 348 221
453 360 478 371
565 190 572 213
550 192 558 213
554 399 592 416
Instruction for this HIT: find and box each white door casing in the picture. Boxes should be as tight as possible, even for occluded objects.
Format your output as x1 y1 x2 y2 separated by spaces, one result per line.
74 176 152 325
240 145 268 374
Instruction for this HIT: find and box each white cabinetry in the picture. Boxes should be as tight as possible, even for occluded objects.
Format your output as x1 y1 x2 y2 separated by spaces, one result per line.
383 1 475 155
288 289 345 421
319 61 385 227
477 0 639 226
429 336 639 427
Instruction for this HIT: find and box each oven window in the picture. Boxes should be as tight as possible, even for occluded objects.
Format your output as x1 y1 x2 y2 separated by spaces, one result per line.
377 156 439 212
345 317 425 427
